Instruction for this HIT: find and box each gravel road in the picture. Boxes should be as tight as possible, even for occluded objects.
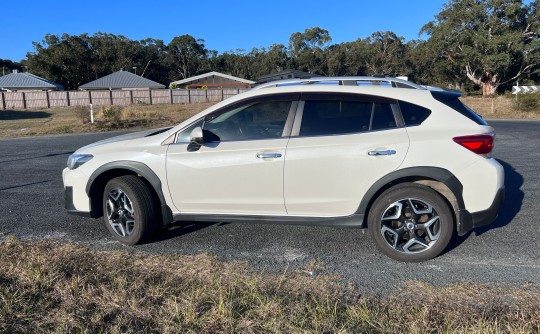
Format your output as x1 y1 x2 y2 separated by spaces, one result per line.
1 120 539 292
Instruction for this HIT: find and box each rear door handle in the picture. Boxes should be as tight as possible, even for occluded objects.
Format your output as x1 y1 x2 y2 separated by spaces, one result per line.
368 150 397 156
256 153 282 159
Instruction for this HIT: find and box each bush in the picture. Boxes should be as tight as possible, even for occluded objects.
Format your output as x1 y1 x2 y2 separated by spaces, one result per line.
72 106 90 124
101 106 123 121
515 94 540 112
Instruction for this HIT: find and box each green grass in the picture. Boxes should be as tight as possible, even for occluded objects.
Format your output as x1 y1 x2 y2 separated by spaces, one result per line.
1 238 539 333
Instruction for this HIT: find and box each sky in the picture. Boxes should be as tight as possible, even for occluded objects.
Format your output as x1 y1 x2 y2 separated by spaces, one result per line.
1 0 448 62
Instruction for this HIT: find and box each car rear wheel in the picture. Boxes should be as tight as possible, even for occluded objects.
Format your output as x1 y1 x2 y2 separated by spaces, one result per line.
103 175 157 245
368 183 454 262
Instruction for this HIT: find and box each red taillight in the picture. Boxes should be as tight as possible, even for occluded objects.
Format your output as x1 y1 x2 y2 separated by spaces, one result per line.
453 133 494 154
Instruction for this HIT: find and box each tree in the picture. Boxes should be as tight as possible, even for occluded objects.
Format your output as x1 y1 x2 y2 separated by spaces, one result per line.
168 35 207 80
0 59 23 76
289 27 332 74
25 33 93 89
361 31 409 76
421 0 540 95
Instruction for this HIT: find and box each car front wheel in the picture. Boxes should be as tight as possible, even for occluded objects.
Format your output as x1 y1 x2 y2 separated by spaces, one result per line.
368 183 454 262
103 175 157 245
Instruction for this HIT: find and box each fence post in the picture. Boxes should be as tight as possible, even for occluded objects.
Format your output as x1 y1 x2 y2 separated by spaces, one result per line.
22 92 27 109
66 91 71 106
1 92 5 110
148 89 153 105
109 90 113 105
205 89 208 102
46 91 50 108
170 89 173 104
221 88 224 101
187 90 191 104
88 91 92 105
130 90 134 104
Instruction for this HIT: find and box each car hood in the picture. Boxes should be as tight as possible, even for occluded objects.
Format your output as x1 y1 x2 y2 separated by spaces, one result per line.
77 127 172 152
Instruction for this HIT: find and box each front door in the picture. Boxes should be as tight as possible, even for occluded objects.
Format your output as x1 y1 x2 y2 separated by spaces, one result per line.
166 95 298 215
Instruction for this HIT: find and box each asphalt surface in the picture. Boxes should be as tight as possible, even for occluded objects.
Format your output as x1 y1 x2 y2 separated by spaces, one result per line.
0 120 539 293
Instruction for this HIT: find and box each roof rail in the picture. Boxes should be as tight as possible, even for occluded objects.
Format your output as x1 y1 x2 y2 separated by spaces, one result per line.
252 76 426 90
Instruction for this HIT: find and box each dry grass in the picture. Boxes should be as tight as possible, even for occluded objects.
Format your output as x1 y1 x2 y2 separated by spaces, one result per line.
0 238 539 333
0 103 214 138
461 95 540 119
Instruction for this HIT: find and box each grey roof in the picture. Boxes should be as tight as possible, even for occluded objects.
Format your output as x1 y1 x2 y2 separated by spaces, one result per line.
170 71 255 87
0 71 64 90
79 70 165 90
257 69 320 84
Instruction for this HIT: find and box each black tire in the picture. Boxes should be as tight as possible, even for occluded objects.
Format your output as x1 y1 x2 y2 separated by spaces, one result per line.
368 183 454 262
102 175 157 245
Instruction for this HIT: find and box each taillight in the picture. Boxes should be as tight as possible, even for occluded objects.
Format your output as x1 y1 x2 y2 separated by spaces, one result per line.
453 133 494 155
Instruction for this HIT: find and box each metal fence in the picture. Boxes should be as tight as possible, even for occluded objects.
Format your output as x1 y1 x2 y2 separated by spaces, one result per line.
0 88 250 110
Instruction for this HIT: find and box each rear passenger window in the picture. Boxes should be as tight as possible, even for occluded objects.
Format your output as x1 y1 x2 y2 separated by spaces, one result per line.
299 99 397 136
399 101 431 126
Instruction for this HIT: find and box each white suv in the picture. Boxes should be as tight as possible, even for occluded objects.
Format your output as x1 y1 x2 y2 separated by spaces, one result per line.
63 77 504 262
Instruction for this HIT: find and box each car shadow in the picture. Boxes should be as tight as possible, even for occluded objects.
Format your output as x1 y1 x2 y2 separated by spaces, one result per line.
154 221 230 242
0 110 51 120
443 159 523 253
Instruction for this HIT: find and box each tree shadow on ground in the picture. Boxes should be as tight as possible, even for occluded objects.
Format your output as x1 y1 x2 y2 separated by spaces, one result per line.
0 110 51 120
444 159 523 253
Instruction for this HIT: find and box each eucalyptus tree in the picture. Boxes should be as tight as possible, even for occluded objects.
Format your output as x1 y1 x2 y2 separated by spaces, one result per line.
421 0 539 95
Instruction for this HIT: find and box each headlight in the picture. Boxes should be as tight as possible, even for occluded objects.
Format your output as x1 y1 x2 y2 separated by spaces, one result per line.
67 154 93 170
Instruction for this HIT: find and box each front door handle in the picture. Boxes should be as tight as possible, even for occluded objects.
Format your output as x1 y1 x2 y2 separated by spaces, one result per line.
256 153 282 159
368 150 397 156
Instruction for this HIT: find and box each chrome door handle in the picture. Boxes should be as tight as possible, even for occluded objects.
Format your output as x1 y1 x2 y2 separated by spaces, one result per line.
256 153 282 159
368 150 396 156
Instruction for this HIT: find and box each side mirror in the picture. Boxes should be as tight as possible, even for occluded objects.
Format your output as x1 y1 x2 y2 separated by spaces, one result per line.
189 126 204 146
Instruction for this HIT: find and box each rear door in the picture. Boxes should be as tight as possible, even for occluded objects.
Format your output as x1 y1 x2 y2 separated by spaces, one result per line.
284 93 410 216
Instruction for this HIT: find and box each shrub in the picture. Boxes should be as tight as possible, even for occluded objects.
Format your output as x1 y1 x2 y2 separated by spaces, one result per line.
72 106 91 124
515 94 540 112
101 106 123 121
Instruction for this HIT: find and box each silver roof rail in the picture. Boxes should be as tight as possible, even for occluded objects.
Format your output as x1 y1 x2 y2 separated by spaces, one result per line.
252 76 426 90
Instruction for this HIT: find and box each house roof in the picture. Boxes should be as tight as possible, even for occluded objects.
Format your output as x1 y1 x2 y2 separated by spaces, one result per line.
0 71 64 90
79 70 165 90
170 71 255 87
257 69 320 83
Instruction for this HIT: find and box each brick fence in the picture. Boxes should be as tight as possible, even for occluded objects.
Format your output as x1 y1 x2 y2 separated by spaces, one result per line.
0 88 249 110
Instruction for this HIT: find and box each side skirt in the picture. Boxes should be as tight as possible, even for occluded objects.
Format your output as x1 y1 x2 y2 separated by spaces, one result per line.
171 213 365 227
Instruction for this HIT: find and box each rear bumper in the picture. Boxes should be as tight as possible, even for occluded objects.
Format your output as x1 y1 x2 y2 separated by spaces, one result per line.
458 186 505 235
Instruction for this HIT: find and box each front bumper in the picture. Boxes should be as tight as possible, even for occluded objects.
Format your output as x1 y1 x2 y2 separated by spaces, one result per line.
64 186 92 217
458 186 505 235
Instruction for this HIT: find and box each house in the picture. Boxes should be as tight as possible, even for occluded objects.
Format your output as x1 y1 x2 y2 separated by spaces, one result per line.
170 71 255 90
79 70 165 90
0 70 63 91
256 69 320 84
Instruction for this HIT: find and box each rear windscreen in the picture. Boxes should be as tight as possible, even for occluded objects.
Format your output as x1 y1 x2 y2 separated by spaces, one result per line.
431 91 488 125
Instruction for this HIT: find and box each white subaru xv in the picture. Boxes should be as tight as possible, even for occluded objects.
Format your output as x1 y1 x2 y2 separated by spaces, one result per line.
63 77 504 262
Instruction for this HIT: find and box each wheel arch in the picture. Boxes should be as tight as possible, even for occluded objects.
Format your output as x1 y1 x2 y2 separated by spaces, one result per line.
357 167 468 234
85 161 173 225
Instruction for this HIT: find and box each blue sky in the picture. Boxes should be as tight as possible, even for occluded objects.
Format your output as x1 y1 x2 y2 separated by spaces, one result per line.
1 0 448 62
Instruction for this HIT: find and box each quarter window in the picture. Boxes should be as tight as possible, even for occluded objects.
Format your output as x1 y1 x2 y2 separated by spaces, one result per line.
399 101 432 126
299 99 397 136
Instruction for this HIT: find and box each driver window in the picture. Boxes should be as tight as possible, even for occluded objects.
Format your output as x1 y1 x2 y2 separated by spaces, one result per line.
203 100 291 142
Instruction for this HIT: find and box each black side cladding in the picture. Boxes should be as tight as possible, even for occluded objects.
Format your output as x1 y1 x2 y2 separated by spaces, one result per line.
431 90 488 125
